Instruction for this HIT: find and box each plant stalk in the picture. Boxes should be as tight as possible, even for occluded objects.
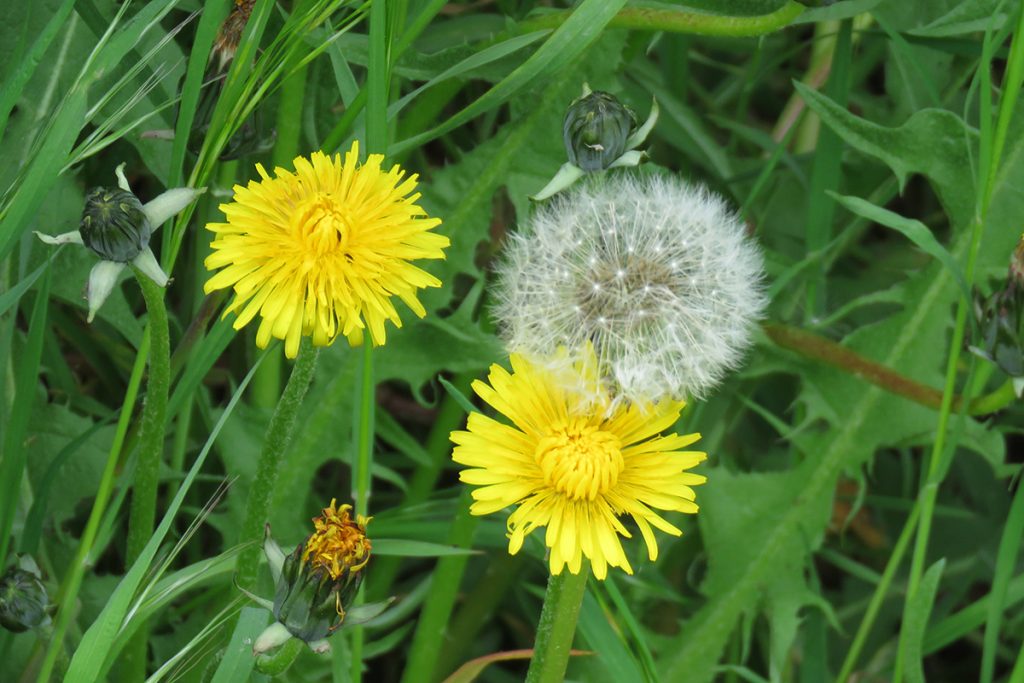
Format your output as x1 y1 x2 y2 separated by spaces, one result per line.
121 270 172 681
525 566 590 683
235 341 319 590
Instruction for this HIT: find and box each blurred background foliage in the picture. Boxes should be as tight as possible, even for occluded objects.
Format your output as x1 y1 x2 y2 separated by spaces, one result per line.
1 0 1023 681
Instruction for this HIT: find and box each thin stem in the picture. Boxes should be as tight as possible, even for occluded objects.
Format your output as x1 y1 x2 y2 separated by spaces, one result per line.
235 341 319 590
762 322 1015 416
835 500 921 683
121 270 172 681
37 333 150 683
518 2 804 36
399 489 478 683
354 342 375 516
895 9 1024 679
525 567 590 683
351 1 389 679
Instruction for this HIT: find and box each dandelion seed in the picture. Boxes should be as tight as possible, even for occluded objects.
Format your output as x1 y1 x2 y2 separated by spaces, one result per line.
451 346 706 579
204 141 449 358
494 174 765 406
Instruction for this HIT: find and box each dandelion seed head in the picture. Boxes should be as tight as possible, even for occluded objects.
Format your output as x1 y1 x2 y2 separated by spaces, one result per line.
494 173 765 406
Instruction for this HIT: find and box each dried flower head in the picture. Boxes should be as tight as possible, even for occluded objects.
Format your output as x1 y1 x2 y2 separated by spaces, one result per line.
495 173 765 406
252 500 383 657
451 345 706 579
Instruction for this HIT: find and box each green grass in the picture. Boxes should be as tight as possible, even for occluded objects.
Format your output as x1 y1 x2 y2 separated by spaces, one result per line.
1 1 1023 682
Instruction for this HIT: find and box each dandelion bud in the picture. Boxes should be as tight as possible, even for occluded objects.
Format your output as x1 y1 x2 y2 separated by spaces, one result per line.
0 557 49 633
79 187 152 262
496 174 765 406
563 90 637 172
970 234 1024 395
252 501 381 656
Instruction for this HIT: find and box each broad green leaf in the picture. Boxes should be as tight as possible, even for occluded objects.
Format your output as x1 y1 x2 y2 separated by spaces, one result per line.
577 590 646 683
794 82 977 225
661 82 1024 683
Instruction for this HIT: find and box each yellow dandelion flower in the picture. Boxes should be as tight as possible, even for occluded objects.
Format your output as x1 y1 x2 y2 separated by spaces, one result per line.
450 347 707 579
302 499 372 581
204 141 449 358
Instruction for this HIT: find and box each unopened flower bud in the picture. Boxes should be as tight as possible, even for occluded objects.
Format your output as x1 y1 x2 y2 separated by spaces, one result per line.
79 187 152 262
563 90 637 172
0 557 49 633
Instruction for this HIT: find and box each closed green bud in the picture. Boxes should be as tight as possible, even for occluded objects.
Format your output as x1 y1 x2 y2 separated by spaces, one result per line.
0 557 49 633
563 89 637 172
972 237 1024 386
79 187 152 262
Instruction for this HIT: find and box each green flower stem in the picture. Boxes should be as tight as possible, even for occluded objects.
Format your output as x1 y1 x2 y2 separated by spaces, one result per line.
37 332 150 683
350 0 389 678
235 341 319 591
121 270 172 682
519 1 804 36
525 566 590 683
894 12 1024 682
763 322 1017 416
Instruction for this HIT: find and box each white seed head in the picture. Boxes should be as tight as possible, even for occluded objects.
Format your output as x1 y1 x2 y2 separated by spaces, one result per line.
493 173 765 407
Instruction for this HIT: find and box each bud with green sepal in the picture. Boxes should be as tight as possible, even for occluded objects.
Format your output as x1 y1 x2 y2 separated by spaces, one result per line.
970 236 1024 397
244 500 392 670
35 163 204 322
0 556 50 633
532 84 659 201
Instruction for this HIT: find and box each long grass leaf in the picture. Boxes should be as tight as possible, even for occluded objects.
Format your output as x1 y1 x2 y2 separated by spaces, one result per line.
981 481 1024 683
0 0 76 143
63 351 267 682
389 0 627 155
0 266 51 567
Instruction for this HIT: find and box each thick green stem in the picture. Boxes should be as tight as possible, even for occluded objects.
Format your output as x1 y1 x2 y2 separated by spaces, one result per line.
120 271 172 681
235 342 319 590
525 567 590 683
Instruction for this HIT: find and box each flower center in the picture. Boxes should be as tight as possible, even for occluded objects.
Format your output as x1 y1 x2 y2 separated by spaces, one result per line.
302 500 372 580
575 255 676 330
534 419 623 500
292 193 350 258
